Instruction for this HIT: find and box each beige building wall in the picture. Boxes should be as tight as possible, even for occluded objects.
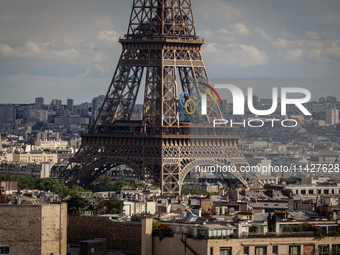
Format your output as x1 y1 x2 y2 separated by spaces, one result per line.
153 234 207 255
153 235 340 255
141 217 153 255
13 152 58 163
0 203 67 255
34 140 68 150
41 203 67 255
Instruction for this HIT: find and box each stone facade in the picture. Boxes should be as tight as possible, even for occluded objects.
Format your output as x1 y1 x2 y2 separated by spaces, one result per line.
153 234 340 255
0 203 67 255
68 215 152 255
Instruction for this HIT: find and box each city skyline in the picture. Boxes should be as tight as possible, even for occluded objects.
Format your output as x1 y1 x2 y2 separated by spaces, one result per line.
0 0 340 104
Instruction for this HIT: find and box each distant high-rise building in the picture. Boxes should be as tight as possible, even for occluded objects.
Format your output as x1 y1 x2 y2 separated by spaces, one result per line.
91 95 105 122
221 100 228 105
327 96 337 103
67 99 74 113
319 97 326 104
35 97 44 109
0 104 15 123
221 100 228 114
55 116 89 125
311 135 319 146
307 102 314 113
326 108 339 126
313 104 325 113
28 109 49 122
252 96 258 106
260 99 272 105
37 130 60 141
51 99 62 109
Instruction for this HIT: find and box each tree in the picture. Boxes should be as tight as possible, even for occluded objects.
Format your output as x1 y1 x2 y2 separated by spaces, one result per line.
267 212 272 232
68 185 90 197
0 173 15 181
89 177 130 192
279 178 298 185
282 225 292 232
267 212 276 232
67 195 90 214
35 178 69 197
182 189 198 195
0 174 35 190
249 226 258 233
97 195 123 214
271 214 277 232
17 176 35 190
113 180 130 191
0 173 91 197
152 221 162 232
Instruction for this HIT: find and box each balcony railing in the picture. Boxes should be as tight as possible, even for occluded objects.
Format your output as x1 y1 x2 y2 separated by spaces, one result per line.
240 231 315 239
84 125 239 137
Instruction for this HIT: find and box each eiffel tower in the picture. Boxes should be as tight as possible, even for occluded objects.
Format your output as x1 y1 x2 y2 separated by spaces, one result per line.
59 0 263 194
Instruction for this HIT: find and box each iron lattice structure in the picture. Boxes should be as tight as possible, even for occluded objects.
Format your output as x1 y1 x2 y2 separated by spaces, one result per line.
59 0 263 194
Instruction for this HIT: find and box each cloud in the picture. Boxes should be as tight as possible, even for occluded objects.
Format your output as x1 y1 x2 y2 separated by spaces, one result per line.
271 38 289 49
0 42 79 60
197 0 240 21
200 23 251 44
272 33 340 63
84 67 105 79
200 29 236 43
203 43 269 67
323 44 340 60
0 58 86 77
305 31 321 41
279 49 304 62
225 23 251 38
307 49 330 63
255 27 272 41
97 30 121 46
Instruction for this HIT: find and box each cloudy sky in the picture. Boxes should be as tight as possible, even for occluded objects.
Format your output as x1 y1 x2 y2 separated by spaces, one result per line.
1 0 340 104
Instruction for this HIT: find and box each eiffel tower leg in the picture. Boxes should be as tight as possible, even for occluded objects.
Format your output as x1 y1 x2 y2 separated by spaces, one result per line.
162 64 179 126
177 50 223 123
60 139 148 188
162 146 181 195
143 66 162 126
95 50 144 125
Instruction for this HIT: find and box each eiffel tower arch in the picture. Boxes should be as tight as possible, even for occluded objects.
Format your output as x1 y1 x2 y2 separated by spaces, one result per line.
59 0 263 194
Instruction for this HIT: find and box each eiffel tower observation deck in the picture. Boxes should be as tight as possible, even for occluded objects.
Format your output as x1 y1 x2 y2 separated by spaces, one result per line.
59 0 263 195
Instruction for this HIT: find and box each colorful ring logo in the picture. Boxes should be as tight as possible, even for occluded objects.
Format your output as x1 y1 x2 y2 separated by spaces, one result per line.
180 82 223 115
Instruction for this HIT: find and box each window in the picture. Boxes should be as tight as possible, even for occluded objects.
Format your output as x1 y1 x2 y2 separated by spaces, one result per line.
244 247 249 255
210 247 213 255
309 190 313 195
0 246 9 255
273 246 278 254
332 244 340 255
296 190 299 195
301 190 306 195
318 190 321 194
255 246 267 255
289 246 300 254
324 189 329 194
220 248 231 255
318 245 330 255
